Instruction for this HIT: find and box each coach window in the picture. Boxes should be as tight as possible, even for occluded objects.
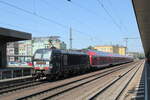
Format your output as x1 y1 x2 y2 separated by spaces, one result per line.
102 57 105 64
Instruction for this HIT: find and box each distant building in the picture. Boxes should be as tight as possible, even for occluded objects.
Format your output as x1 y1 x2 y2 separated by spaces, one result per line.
32 36 66 54
118 47 126 55
94 45 126 55
7 42 19 61
17 36 67 56
18 40 32 56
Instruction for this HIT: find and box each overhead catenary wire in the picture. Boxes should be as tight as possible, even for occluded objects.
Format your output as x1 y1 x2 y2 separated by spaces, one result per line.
0 8 54 36
67 0 101 18
106 0 128 33
68 0 123 33
67 0 129 44
0 0 95 43
0 20 25 30
33 0 36 15
96 0 123 32
41 0 97 40
66 0 108 44
0 20 46 35
0 0 68 29
42 0 94 29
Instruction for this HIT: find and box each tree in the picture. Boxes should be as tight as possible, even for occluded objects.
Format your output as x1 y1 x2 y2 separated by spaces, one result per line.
82 46 95 50
88 46 94 49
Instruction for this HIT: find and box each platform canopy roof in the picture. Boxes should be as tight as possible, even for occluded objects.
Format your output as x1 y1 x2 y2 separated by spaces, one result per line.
0 27 31 42
132 0 150 57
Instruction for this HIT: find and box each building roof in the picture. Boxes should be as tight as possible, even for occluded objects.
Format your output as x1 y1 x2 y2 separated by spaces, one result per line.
94 45 126 48
0 27 31 42
132 0 149 57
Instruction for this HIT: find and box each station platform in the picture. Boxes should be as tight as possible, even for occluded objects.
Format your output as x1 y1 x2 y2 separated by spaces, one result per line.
145 62 150 100
136 60 150 100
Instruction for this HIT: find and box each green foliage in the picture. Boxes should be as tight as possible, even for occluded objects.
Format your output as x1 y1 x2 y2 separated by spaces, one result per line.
82 46 96 50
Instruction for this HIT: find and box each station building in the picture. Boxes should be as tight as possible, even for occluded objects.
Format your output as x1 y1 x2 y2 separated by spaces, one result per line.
94 45 126 55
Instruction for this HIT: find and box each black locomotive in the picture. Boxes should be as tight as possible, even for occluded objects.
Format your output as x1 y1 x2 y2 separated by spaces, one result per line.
32 48 90 79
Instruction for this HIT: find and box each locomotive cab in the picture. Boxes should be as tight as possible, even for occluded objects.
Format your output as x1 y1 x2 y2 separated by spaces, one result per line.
33 49 53 78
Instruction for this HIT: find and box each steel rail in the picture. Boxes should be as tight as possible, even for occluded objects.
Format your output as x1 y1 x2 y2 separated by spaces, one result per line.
88 61 143 100
16 62 138 100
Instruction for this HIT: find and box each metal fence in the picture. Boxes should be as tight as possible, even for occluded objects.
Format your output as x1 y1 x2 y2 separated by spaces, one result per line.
0 68 33 80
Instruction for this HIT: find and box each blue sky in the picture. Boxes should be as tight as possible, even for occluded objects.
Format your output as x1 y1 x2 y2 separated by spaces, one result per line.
0 0 143 52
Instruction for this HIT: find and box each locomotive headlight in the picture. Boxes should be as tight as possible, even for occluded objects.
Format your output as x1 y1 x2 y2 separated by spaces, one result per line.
46 62 49 64
34 62 36 65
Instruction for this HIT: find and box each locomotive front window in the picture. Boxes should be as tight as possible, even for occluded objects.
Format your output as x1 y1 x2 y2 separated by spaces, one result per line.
34 49 52 60
43 51 51 60
34 53 42 60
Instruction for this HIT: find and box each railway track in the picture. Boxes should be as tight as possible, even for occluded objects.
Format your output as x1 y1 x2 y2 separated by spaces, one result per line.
15 62 139 100
0 79 47 96
88 61 143 100
0 62 134 96
46 61 143 100
0 76 33 88
0 79 34 90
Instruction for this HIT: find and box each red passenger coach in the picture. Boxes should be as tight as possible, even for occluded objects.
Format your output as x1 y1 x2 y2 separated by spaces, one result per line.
86 50 133 68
